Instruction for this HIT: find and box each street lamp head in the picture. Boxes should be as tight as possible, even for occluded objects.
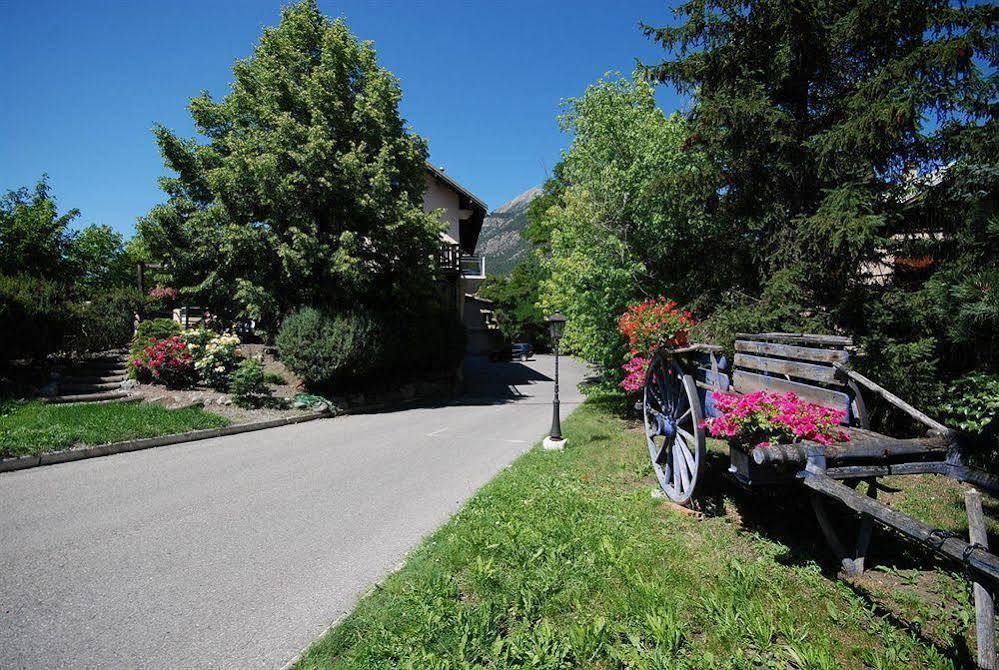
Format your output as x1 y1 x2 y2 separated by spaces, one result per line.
546 312 567 342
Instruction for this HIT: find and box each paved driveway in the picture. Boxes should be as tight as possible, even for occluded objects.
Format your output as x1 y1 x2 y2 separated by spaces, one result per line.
0 355 587 669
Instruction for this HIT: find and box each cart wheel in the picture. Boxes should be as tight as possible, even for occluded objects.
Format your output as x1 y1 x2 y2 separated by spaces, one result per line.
643 350 706 506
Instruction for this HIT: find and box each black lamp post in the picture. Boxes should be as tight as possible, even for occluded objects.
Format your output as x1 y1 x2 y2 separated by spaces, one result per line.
544 312 567 449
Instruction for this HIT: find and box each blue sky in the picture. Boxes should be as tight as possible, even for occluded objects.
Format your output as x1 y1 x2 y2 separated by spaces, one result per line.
0 1 683 236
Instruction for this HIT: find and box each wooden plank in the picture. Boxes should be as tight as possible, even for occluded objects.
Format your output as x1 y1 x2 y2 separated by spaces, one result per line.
966 490 996 670
732 370 851 418
834 364 950 434
734 353 841 385
735 339 850 364
752 432 949 467
803 472 999 588
736 332 853 347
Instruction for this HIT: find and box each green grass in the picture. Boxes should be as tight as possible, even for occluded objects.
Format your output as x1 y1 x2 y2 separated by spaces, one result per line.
297 401 976 670
0 399 230 458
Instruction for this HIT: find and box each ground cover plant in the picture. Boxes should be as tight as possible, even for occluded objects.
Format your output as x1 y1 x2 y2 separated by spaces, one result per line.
297 401 982 669
0 399 228 458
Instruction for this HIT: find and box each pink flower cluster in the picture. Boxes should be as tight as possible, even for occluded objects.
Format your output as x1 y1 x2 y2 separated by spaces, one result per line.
703 390 849 447
620 356 649 394
131 336 197 388
148 285 179 301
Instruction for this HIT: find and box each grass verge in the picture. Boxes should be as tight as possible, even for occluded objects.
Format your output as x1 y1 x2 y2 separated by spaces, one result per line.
0 399 230 458
297 400 986 669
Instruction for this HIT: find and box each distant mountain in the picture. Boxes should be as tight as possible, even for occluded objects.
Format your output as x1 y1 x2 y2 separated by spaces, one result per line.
478 187 542 276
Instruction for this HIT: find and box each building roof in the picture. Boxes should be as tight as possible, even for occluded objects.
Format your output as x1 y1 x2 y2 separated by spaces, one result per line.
425 163 487 213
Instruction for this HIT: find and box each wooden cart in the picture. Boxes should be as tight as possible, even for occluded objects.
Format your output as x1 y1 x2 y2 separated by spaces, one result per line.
643 332 999 661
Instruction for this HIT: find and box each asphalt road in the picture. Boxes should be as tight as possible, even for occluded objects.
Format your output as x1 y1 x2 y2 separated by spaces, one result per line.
0 355 588 669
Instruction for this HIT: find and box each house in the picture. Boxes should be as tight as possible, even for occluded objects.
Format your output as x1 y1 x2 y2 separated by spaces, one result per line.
422 164 497 353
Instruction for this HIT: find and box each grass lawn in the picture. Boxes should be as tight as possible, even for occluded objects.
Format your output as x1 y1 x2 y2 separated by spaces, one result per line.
298 400 990 670
0 399 230 458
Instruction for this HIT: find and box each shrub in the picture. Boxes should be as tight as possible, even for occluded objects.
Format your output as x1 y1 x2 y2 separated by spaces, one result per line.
130 335 197 388
190 332 241 390
0 274 70 361
263 371 287 385
936 373 999 435
130 318 182 360
276 308 386 390
229 359 275 408
65 288 142 354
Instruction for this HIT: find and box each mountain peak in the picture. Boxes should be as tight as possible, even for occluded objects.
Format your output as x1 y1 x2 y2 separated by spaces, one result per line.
477 187 542 276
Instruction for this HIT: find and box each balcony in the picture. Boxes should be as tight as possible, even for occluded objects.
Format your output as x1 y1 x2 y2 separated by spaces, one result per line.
437 242 485 279
459 254 485 279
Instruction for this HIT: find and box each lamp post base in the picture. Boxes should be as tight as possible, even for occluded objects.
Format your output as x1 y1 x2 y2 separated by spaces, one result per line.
543 436 567 451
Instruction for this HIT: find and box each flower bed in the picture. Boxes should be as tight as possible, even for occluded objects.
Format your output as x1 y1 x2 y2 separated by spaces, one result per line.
703 390 849 449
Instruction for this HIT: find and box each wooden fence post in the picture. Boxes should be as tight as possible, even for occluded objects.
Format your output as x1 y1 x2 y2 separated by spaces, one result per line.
966 489 996 670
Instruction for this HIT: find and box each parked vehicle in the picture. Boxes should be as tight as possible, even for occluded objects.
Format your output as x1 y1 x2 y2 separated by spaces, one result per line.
489 342 534 362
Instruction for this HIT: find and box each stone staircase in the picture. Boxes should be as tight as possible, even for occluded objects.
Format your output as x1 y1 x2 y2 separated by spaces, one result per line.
44 351 132 404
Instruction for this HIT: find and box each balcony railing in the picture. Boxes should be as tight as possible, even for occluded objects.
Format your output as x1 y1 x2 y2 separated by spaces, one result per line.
437 242 485 279
460 254 485 278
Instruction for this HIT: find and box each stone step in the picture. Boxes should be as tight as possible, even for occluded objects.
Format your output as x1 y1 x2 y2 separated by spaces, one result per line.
61 374 127 385
59 381 124 393
43 390 131 404
63 365 128 376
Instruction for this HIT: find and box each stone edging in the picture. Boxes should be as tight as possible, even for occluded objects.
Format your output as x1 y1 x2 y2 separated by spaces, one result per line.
0 411 331 474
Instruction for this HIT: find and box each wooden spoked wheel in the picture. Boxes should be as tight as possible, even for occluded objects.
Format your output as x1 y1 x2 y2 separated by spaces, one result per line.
643 350 706 506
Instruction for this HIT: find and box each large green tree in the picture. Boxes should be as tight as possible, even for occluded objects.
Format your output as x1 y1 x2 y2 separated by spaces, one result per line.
528 74 715 372
643 0 998 406
137 1 442 327
0 177 78 281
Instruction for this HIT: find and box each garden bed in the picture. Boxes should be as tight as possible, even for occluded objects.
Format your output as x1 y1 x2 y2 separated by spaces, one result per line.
294 400 988 669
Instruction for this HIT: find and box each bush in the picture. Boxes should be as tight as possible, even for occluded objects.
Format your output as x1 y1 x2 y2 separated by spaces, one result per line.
64 288 142 354
0 274 70 361
276 308 386 390
130 318 182 360
130 335 197 388
263 371 287 385
188 331 241 390
229 359 275 408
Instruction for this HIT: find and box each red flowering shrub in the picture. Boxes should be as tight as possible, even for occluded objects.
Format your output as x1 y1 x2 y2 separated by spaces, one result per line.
617 298 696 394
703 390 849 448
131 336 197 388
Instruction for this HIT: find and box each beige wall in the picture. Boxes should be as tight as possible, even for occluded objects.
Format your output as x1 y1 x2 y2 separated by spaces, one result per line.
422 173 461 241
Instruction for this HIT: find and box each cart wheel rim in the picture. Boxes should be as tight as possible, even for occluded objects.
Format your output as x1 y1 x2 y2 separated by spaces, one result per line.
643 351 705 505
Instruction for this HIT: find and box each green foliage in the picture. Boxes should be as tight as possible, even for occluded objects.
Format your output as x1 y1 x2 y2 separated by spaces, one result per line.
0 274 71 361
0 177 78 280
276 308 386 390
228 359 275 409
529 74 714 373
137 1 442 328
936 373 999 435
477 255 550 349
263 371 287 385
0 400 228 458
129 318 182 361
66 224 136 297
639 0 999 411
65 288 143 354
